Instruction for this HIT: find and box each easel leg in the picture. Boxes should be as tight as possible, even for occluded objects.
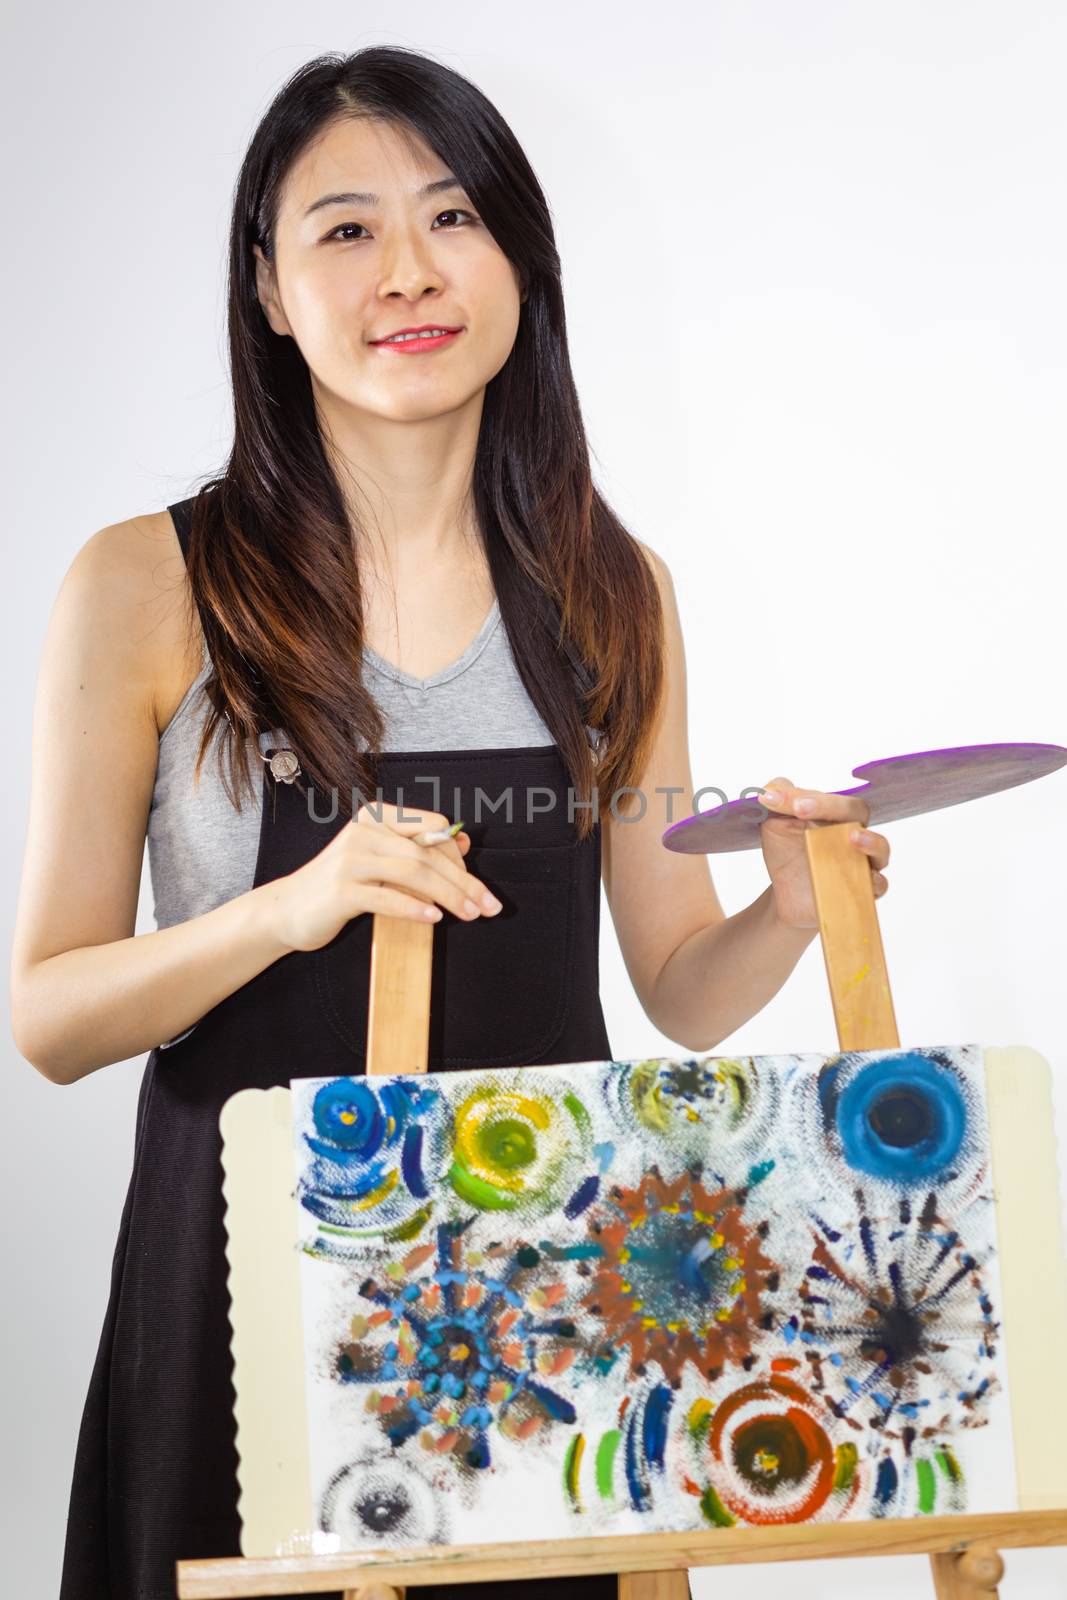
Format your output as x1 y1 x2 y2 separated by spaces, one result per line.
343 913 430 1600
808 824 1006 1600
929 1546 1005 1598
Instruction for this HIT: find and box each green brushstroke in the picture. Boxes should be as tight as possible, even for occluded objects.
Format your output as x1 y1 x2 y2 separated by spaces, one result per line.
563 1434 583 1507
564 1090 592 1141
915 1457 936 1514
596 1430 621 1499
389 1205 434 1241
310 1207 432 1244
699 1484 735 1527
449 1161 517 1211
687 1401 713 1444
833 1441 858 1492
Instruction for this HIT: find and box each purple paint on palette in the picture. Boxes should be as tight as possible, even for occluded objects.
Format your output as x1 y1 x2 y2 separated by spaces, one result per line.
662 742 1067 856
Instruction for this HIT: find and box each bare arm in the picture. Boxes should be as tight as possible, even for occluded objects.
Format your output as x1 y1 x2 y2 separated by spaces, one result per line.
9 513 292 1084
602 544 816 1052
10 512 501 1087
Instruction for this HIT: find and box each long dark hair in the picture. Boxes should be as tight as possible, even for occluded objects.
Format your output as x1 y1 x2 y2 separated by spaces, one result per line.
179 46 664 842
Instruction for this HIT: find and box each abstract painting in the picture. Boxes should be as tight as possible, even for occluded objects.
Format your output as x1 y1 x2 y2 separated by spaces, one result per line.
288 1045 1017 1551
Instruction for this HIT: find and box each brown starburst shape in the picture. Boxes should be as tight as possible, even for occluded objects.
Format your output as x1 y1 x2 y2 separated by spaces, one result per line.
581 1169 779 1384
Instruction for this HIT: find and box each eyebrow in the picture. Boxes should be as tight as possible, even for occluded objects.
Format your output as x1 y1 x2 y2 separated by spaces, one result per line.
303 177 467 218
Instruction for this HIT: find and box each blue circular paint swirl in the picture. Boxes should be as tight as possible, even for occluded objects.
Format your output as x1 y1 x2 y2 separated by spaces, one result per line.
298 1076 451 1241
819 1051 968 1184
310 1077 389 1155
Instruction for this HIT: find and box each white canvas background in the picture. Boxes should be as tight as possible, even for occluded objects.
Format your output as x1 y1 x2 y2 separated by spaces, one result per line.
3 3 1065 1595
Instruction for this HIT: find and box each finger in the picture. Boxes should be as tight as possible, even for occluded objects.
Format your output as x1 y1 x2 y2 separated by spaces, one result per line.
756 777 798 814
413 835 477 882
414 833 466 871
354 800 388 830
872 870 889 897
781 788 871 827
362 883 444 922
356 801 456 837
355 805 468 868
354 822 464 878
377 836 500 912
355 858 459 915
363 813 469 875
390 854 502 920
850 828 890 870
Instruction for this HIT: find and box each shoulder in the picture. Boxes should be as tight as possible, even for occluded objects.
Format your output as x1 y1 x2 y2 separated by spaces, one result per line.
631 536 682 650
65 507 178 593
632 535 679 615
55 508 204 737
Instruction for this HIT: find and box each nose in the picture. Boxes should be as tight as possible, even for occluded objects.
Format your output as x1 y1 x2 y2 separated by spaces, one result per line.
375 222 446 304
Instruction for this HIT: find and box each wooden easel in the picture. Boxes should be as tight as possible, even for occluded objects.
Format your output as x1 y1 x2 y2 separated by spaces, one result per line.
179 820 1067 1599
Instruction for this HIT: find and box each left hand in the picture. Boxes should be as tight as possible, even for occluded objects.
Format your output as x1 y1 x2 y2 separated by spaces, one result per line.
756 775 891 930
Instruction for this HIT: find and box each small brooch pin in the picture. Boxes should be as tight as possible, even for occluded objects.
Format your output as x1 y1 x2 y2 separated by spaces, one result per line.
261 746 301 783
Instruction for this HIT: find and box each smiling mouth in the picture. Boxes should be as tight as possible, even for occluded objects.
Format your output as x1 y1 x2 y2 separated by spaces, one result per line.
369 328 464 353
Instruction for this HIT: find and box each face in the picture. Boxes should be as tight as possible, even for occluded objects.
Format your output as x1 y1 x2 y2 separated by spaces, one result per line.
253 116 525 424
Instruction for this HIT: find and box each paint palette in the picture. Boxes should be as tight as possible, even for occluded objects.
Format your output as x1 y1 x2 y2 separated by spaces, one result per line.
663 742 1067 855
219 1043 1067 1558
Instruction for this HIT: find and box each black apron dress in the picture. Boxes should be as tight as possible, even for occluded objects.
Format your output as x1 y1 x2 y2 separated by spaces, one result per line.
58 506 629 1600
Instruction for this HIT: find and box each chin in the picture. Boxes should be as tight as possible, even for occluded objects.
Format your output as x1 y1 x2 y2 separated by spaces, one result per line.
373 381 483 420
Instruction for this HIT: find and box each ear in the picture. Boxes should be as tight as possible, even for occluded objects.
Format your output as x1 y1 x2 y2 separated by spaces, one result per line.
252 242 292 337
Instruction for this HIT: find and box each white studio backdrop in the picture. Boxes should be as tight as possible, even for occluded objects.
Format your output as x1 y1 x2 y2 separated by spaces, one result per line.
2 3 1064 1596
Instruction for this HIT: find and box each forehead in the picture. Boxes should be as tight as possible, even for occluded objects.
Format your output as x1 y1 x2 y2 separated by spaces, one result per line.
277 116 447 219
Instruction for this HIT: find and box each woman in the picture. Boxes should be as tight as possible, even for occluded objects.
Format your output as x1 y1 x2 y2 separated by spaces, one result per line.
11 45 890 1600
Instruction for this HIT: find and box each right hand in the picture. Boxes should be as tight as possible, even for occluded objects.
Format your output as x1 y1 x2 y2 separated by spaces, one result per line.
261 801 503 953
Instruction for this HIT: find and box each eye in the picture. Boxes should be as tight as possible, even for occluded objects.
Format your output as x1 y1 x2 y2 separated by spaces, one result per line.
323 221 369 243
323 208 479 244
432 207 480 229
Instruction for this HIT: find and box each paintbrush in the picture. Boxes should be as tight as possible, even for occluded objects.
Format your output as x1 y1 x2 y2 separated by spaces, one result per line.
413 818 465 847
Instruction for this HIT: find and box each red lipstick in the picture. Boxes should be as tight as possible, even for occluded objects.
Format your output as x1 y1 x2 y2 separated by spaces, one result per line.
369 324 464 354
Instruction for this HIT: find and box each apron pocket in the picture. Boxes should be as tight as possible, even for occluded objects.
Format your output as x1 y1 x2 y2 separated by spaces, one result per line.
312 839 578 1069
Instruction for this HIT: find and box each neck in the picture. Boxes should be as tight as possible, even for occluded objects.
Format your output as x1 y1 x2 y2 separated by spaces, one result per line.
315 376 487 578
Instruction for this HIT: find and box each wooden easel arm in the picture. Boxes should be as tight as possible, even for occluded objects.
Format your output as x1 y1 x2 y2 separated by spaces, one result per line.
176 1507 1067 1595
804 819 899 1050
366 915 434 1077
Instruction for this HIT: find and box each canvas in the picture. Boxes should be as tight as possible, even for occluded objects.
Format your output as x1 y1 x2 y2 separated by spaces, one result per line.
285 1044 1017 1551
